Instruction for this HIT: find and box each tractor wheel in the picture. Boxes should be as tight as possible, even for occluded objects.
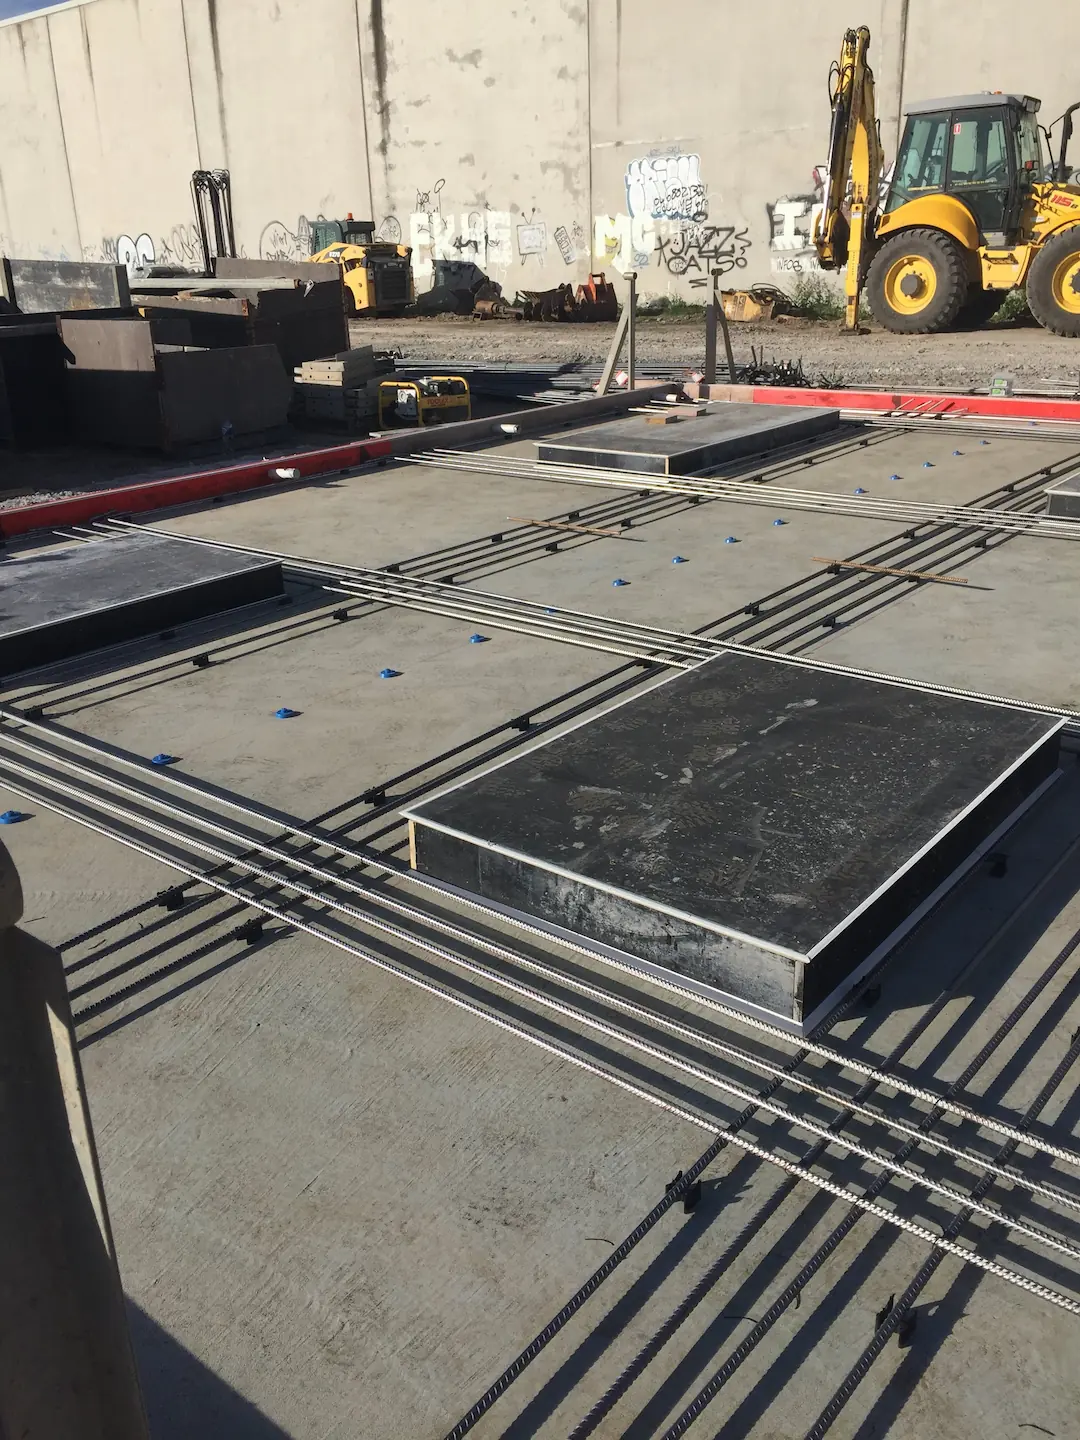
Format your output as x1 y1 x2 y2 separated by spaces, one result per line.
954 288 1007 329
1026 228 1080 337
866 228 969 334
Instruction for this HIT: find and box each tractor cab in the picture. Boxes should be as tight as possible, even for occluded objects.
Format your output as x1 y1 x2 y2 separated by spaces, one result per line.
309 215 377 251
306 213 414 316
884 94 1047 244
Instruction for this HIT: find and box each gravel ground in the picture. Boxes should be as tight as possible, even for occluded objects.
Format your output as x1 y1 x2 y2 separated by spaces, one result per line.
5 314 1079 510
355 313 1080 392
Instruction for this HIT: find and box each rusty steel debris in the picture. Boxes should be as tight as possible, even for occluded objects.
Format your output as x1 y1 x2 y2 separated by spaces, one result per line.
473 271 620 323
515 283 578 322
472 297 524 321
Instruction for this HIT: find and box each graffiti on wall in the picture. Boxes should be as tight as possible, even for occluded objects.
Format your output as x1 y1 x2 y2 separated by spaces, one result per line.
115 233 155 273
86 194 579 283
553 221 588 266
516 218 547 262
593 150 751 285
259 215 316 262
83 195 597 289
655 223 751 286
88 222 206 273
626 152 709 224
408 207 517 280
158 223 204 267
415 178 445 214
593 213 656 272
404 201 598 279
766 166 827 274
594 215 750 284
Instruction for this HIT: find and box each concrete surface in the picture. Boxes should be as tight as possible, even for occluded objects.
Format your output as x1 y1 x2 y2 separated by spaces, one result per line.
2 0 1080 297
2 403 1080 1437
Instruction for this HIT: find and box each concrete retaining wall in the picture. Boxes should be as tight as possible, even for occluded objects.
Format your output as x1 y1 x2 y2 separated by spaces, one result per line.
0 0 1076 299
0 837 148 1438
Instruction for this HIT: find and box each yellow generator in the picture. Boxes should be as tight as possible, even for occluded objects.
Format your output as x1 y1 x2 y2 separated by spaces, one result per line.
815 27 1080 335
377 376 471 428
308 216 414 317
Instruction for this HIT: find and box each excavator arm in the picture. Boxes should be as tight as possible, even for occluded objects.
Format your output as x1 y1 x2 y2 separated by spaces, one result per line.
813 26 885 331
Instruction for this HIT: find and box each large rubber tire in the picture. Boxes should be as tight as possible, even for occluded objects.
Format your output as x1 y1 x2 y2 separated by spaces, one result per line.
1026 228 1080 337
866 228 969 334
954 288 1007 330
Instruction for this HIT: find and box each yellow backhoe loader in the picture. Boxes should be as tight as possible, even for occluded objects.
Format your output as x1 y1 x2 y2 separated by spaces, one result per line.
813 26 1080 335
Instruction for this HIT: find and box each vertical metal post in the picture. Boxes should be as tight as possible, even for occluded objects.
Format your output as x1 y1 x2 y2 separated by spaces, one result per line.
626 271 637 389
713 268 737 382
597 304 630 394
703 298 717 386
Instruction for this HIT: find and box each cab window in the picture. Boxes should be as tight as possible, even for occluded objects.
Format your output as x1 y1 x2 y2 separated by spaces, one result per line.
886 113 949 211
947 110 1009 188
945 107 1013 235
1016 112 1047 182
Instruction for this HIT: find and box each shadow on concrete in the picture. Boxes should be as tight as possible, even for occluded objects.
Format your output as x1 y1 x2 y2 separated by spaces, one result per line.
512 807 1080 1437
495 1166 751 1440
617 1184 838 1440
704 1218 907 1440
848 1273 985 1440
128 1302 293 1439
684 861 1080 1439
76 923 286 1049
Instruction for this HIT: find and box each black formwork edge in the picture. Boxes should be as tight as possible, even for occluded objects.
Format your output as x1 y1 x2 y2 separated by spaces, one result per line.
404 653 1063 1027
535 404 841 476
799 737 1061 1015
0 563 283 677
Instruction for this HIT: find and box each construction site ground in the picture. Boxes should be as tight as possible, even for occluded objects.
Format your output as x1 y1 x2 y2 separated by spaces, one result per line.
3 316 1079 511
4 411 1080 1438
354 314 1080 391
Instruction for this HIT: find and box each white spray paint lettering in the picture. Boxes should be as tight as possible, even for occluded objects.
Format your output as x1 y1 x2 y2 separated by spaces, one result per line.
409 210 515 280
766 166 827 274
593 213 656 271
115 232 155 274
625 152 709 223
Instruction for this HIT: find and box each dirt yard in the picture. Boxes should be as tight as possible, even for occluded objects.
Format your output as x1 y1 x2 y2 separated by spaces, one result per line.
5 313 1078 509
354 313 1080 393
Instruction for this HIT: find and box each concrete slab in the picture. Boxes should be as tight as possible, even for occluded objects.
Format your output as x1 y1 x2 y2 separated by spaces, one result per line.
1 409 1079 1440
408 652 1062 1026
6 765 1077 1440
0 532 282 677
535 402 841 474
1045 469 1080 519
16 603 612 823
158 458 603 572
815 533 1080 711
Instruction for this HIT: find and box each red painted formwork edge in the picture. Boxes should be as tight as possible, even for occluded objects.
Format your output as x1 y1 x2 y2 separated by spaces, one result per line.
0 384 672 542
0 437 394 540
749 385 1080 423
6 382 1073 541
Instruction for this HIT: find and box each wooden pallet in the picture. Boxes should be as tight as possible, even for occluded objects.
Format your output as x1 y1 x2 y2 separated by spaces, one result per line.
299 384 379 422
293 345 394 388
